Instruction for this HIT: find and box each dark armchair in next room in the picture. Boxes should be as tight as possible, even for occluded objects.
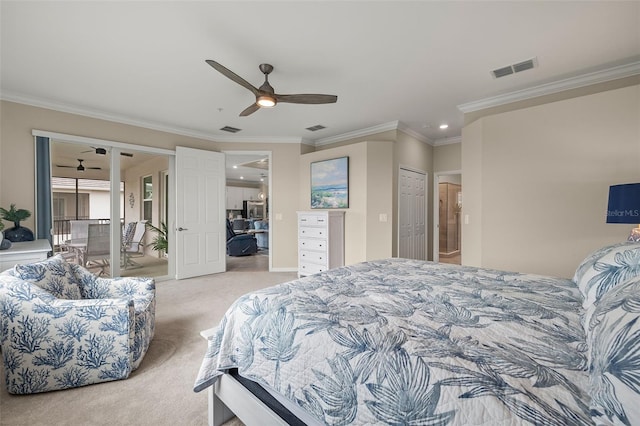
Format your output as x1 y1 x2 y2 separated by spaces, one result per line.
226 219 258 256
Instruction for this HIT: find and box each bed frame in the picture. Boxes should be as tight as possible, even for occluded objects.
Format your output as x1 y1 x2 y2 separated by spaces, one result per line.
200 328 289 426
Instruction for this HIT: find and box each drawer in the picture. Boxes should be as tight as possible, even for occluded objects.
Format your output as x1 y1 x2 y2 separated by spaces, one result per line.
299 239 327 251
298 215 328 226
299 227 326 238
299 261 325 276
299 250 326 265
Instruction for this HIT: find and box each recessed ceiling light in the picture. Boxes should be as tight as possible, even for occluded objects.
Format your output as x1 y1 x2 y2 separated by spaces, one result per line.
240 176 244 180
439 124 449 130
233 165 238 169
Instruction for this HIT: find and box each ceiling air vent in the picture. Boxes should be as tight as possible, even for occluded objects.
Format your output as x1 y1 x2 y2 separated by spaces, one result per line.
306 124 326 132
220 126 241 133
491 57 538 79
492 66 513 79
513 58 536 73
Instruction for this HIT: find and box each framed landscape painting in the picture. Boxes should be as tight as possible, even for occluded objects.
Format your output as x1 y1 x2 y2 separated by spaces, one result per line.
311 156 349 209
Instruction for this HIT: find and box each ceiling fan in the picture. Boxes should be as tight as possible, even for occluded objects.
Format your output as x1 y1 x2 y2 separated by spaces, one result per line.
56 159 101 172
81 146 134 157
206 60 338 116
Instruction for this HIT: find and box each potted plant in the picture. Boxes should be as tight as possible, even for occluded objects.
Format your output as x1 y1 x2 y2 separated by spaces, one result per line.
146 221 168 255
0 204 34 242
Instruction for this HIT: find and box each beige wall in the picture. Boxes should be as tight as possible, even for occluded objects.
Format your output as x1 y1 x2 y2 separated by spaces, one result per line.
434 143 461 172
462 83 640 278
299 141 394 265
315 129 435 260
0 101 302 270
123 155 169 256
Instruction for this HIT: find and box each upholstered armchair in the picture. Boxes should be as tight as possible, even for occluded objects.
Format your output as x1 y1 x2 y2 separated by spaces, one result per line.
0 255 155 394
226 219 258 256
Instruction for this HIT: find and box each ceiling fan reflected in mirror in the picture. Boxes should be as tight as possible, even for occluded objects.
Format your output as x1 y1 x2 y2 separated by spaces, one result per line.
55 159 101 172
205 60 338 116
81 146 134 157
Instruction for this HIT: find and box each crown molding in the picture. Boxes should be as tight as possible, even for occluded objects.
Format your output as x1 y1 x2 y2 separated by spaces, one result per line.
396 122 433 145
458 60 640 113
6 92 437 147
433 136 462 146
313 120 402 146
1 92 305 144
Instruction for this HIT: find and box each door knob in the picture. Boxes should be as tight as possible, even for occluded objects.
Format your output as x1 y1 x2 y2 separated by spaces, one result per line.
177 227 188 231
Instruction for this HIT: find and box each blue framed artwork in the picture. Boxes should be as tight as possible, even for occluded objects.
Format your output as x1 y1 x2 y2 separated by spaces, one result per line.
311 156 349 209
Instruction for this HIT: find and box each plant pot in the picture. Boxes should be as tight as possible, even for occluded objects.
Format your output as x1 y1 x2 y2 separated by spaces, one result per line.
4 222 34 242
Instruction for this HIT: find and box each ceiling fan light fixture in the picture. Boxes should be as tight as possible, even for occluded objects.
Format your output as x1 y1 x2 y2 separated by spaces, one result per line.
256 95 276 108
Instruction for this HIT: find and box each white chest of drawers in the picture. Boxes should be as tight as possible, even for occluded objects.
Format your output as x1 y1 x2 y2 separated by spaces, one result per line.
0 239 52 272
297 211 345 277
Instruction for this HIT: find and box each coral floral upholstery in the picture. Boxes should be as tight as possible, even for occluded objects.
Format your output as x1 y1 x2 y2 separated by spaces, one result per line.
0 255 155 394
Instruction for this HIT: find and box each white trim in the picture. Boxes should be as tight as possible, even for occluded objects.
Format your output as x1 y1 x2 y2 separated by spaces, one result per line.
433 170 462 264
314 120 402 146
213 135 306 144
396 122 432 145
222 150 273 272
6 92 304 144
433 136 462 146
270 267 298 273
315 120 433 147
458 60 640 113
32 130 175 156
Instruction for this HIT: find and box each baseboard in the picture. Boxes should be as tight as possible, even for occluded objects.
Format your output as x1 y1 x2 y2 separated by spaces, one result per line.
270 267 298 273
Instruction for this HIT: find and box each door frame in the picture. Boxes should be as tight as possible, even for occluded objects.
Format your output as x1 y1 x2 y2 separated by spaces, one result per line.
33 130 175 279
433 170 462 263
397 165 427 260
222 150 273 271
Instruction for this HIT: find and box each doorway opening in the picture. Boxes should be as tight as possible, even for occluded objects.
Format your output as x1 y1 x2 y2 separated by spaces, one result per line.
224 151 272 272
49 139 172 279
434 172 462 265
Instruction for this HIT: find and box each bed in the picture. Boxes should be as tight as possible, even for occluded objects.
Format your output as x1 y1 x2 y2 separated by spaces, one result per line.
194 241 640 425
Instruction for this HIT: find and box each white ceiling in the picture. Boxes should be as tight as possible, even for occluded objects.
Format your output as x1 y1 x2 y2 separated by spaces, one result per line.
1 1 639 145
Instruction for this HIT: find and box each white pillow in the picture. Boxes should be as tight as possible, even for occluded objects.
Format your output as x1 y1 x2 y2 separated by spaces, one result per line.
573 242 640 309
587 275 640 425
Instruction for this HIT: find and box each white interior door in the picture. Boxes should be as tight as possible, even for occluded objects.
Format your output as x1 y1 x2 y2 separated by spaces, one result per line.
399 168 426 260
175 147 226 279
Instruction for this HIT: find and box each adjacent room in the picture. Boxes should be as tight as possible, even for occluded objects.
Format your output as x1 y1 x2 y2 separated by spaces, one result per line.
1 1 639 425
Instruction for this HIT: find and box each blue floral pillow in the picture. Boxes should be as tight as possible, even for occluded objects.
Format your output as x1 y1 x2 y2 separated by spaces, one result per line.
12 254 82 299
587 275 640 425
573 242 640 309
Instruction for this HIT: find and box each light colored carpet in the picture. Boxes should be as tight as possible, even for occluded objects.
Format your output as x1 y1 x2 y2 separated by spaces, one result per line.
0 256 295 426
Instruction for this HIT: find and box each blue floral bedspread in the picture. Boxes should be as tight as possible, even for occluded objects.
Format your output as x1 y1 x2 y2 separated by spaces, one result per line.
194 258 591 425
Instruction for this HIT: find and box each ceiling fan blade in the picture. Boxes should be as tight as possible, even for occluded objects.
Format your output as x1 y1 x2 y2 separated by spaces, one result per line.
87 167 102 170
276 93 338 104
206 60 259 96
56 165 74 168
239 103 260 117
120 152 133 157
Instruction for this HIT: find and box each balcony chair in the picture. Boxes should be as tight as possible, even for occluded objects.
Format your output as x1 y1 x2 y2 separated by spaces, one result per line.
84 223 111 275
122 220 146 269
0 254 155 394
